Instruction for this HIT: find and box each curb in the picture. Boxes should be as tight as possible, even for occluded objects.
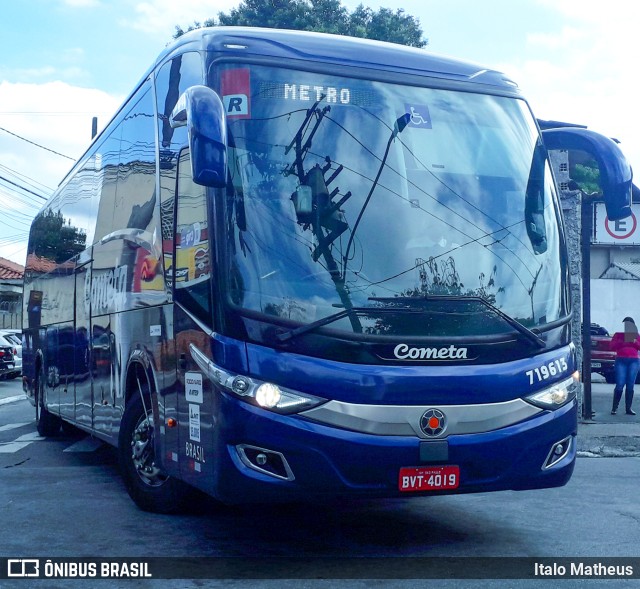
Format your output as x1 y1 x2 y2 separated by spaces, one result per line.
577 436 640 458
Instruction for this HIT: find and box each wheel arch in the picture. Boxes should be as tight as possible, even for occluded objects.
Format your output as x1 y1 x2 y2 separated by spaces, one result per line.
123 348 160 410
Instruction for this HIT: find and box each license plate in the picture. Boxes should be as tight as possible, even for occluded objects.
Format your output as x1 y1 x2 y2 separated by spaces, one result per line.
398 465 460 492
592 362 602 368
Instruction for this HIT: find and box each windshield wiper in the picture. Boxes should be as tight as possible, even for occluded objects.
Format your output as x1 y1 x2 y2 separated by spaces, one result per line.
368 295 545 348
275 305 423 343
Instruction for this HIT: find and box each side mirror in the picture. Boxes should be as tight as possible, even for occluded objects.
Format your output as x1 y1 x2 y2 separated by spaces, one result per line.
542 127 632 220
525 143 548 254
170 85 227 187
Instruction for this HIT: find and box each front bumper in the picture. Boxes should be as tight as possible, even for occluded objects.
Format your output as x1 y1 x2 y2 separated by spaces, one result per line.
590 358 614 378
0 362 16 378
209 394 577 504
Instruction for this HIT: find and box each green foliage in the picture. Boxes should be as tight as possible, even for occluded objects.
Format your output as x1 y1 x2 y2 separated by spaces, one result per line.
174 0 427 48
364 259 508 336
30 209 86 263
572 161 601 195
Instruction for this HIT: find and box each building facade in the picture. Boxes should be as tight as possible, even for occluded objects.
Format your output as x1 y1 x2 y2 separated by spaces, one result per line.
0 257 24 329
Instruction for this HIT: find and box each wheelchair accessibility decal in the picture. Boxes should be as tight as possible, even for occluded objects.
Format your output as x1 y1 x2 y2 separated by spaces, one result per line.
404 104 432 129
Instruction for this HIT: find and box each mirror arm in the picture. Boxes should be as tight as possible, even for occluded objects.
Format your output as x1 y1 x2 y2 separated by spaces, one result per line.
542 127 632 221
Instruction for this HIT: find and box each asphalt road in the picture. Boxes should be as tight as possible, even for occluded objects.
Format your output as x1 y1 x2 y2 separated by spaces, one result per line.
2 378 640 589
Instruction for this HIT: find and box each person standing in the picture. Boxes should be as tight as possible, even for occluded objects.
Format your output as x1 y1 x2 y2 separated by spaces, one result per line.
609 317 640 415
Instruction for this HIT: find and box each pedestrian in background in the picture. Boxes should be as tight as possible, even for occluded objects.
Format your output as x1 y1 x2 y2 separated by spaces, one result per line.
610 316 640 415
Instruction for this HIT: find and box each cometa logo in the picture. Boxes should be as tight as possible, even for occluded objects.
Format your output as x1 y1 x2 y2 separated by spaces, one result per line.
393 343 468 360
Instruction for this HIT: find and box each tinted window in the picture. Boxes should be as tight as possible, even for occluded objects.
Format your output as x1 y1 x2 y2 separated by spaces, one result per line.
219 64 565 337
155 53 203 289
174 148 212 324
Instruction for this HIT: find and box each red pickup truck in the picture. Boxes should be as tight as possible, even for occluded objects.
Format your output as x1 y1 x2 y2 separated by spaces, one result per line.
590 323 615 383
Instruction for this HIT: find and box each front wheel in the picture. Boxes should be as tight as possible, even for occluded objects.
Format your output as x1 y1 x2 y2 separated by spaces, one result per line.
118 395 190 513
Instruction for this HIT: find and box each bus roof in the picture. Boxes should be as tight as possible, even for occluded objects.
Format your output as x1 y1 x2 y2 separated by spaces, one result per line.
53 27 521 192
159 26 519 92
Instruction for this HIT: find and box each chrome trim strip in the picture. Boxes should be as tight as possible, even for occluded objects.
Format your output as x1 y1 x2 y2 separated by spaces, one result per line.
99 228 155 252
189 344 238 389
300 398 543 438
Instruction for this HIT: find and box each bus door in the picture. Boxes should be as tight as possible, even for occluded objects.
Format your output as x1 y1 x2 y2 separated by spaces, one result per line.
74 253 92 430
43 326 61 416
173 148 215 488
89 239 125 436
57 321 76 422
91 313 117 436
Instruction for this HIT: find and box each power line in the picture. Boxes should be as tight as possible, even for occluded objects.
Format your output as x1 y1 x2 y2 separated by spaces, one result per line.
0 163 55 194
0 186 45 212
0 125 75 160
0 174 48 201
0 111 103 115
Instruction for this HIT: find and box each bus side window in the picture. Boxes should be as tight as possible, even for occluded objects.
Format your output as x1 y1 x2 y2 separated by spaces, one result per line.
174 148 212 325
155 53 203 291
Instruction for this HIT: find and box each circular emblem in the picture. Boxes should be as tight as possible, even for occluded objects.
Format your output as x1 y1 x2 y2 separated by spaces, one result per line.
420 409 446 437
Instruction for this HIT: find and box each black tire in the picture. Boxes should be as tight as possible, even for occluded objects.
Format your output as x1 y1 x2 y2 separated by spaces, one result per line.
605 373 616 385
118 394 190 513
61 420 83 437
35 365 61 437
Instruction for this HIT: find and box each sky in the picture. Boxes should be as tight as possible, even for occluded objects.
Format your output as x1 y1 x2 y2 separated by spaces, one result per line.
1 0 639 266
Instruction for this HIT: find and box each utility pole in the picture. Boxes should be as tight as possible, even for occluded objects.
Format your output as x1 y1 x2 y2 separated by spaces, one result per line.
581 195 595 419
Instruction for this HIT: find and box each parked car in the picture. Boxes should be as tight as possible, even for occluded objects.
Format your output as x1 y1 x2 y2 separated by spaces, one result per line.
0 340 16 379
0 330 21 379
589 323 615 383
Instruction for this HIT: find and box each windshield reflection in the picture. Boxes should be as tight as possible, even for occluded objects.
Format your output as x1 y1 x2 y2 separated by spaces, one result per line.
220 65 564 337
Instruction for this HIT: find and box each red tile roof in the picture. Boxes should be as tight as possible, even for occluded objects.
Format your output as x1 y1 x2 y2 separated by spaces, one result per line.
0 257 24 280
24 254 74 274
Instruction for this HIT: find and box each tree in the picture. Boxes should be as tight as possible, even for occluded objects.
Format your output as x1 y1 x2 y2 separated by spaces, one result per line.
29 209 86 264
572 161 601 195
174 0 427 48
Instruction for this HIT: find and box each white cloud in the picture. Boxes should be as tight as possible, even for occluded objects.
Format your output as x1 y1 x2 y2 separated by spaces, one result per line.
527 26 587 50
0 65 88 85
0 80 122 160
122 0 238 35
62 0 102 7
536 0 640 23
496 3 640 176
0 81 122 264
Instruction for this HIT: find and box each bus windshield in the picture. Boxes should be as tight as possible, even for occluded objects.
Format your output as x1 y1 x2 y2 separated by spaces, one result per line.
219 64 565 338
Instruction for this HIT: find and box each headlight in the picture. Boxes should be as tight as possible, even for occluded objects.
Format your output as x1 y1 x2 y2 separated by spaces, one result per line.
525 374 579 409
190 344 326 414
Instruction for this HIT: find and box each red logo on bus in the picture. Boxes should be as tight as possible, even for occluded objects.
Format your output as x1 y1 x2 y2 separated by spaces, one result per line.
222 68 251 119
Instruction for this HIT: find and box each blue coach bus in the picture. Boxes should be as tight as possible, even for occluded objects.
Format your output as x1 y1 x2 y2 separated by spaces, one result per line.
23 27 632 512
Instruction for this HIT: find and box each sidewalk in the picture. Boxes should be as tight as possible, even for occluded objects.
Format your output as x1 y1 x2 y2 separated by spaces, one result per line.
577 376 640 457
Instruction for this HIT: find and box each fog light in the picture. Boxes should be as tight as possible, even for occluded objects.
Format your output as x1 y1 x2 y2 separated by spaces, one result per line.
543 436 572 469
236 444 295 481
256 383 282 408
